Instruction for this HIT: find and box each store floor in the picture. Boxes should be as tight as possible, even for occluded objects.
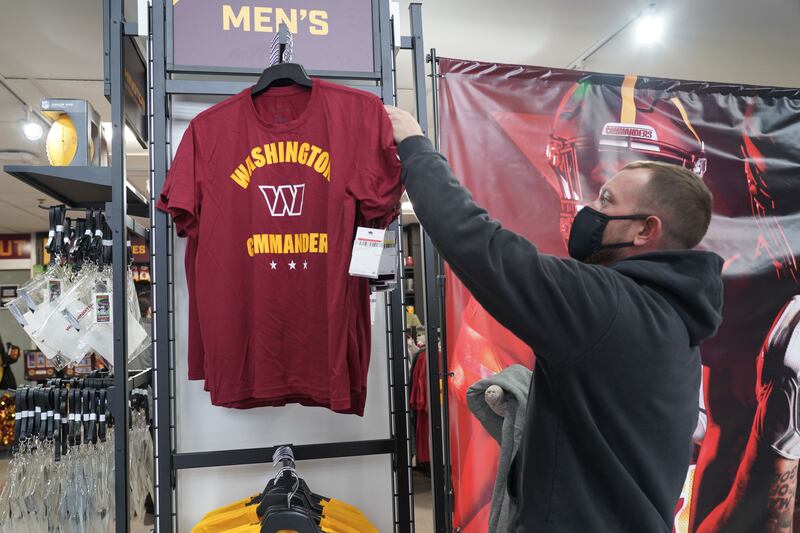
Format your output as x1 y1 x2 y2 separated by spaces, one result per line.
413 469 434 533
0 457 434 532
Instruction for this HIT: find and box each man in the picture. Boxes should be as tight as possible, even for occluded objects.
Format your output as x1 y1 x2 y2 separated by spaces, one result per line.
385 106 724 532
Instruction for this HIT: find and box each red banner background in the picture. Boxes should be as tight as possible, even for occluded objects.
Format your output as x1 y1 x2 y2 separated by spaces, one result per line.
438 58 800 532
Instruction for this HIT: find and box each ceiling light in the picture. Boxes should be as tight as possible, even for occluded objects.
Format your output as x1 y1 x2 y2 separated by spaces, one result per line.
23 121 43 141
635 13 664 44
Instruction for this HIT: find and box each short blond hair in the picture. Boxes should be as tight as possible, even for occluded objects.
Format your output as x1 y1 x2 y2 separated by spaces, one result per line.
623 160 713 249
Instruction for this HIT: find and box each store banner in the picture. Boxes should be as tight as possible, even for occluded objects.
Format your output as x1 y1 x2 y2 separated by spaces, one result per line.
131 235 149 263
0 235 31 260
171 0 375 73
438 57 800 532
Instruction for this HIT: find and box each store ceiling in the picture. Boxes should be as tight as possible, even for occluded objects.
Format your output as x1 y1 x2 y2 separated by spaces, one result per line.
0 0 797 233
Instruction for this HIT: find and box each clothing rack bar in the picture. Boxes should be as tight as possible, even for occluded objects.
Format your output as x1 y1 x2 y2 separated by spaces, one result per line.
165 79 383 98
165 65 383 80
172 438 395 470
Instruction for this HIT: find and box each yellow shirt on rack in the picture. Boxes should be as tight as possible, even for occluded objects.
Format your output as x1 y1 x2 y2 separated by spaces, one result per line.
199 495 260 521
191 504 259 533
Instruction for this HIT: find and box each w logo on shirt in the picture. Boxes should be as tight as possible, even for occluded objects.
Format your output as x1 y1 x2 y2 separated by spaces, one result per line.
259 184 305 217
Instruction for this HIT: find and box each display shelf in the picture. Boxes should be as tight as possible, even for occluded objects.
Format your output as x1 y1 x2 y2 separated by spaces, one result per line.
123 213 150 240
3 165 149 217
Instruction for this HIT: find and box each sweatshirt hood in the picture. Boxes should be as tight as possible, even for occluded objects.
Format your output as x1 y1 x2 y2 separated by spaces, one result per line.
611 251 724 346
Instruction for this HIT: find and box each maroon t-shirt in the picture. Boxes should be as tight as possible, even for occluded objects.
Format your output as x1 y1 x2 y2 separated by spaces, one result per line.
157 80 402 415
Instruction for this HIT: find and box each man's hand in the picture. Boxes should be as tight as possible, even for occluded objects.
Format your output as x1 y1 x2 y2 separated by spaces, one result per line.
385 105 424 145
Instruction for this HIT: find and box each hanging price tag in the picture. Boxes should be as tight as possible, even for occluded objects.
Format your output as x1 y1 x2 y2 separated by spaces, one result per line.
349 227 386 279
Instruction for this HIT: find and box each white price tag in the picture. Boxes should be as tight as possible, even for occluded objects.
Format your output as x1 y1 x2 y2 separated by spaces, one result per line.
378 230 398 277
349 227 386 279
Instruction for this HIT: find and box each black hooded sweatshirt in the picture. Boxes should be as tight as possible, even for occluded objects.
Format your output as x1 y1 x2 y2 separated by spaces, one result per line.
396 136 724 533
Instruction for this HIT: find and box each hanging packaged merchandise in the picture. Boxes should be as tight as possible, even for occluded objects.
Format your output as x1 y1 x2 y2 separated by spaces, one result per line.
30 264 108 370
157 76 402 414
7 205 74 336
6 207 152 371
0 381 153 532
79 270 150 368
7 267 73 365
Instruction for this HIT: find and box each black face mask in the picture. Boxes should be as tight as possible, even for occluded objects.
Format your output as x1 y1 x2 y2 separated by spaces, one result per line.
567 207 650 262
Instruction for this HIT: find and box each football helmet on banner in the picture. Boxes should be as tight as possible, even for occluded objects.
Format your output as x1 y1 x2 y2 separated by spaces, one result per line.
546 74 708 246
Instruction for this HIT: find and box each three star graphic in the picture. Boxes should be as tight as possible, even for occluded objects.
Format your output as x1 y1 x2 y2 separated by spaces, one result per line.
269 260 309 270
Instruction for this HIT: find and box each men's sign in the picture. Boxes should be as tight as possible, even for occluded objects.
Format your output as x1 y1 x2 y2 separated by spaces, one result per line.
172 0 375 73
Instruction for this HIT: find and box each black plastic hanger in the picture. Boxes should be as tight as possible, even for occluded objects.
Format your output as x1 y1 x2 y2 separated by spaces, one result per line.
251 62 312 95
251 24 311 96
260 506 320 533
258 468 321 518
260 470 320 533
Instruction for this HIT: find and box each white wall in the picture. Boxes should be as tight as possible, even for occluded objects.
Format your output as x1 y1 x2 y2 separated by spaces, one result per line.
169 110 395 533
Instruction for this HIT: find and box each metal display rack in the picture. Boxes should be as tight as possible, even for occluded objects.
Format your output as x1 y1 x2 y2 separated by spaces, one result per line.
2 1 149 531
148 2 439 532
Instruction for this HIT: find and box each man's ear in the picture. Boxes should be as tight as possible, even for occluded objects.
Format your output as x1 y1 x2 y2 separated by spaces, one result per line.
633 215 663 247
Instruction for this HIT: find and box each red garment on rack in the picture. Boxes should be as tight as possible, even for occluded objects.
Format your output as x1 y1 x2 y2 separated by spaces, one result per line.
157 80 402 415
410 350 430 463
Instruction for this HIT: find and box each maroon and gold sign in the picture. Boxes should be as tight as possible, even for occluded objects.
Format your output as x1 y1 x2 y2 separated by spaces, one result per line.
0 235 31 260
172 0 375 73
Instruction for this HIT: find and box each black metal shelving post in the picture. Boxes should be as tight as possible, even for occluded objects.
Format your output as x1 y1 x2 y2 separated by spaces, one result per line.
397 6 454 532
427 47 454 532
149 0 174 531
109 0 131 529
